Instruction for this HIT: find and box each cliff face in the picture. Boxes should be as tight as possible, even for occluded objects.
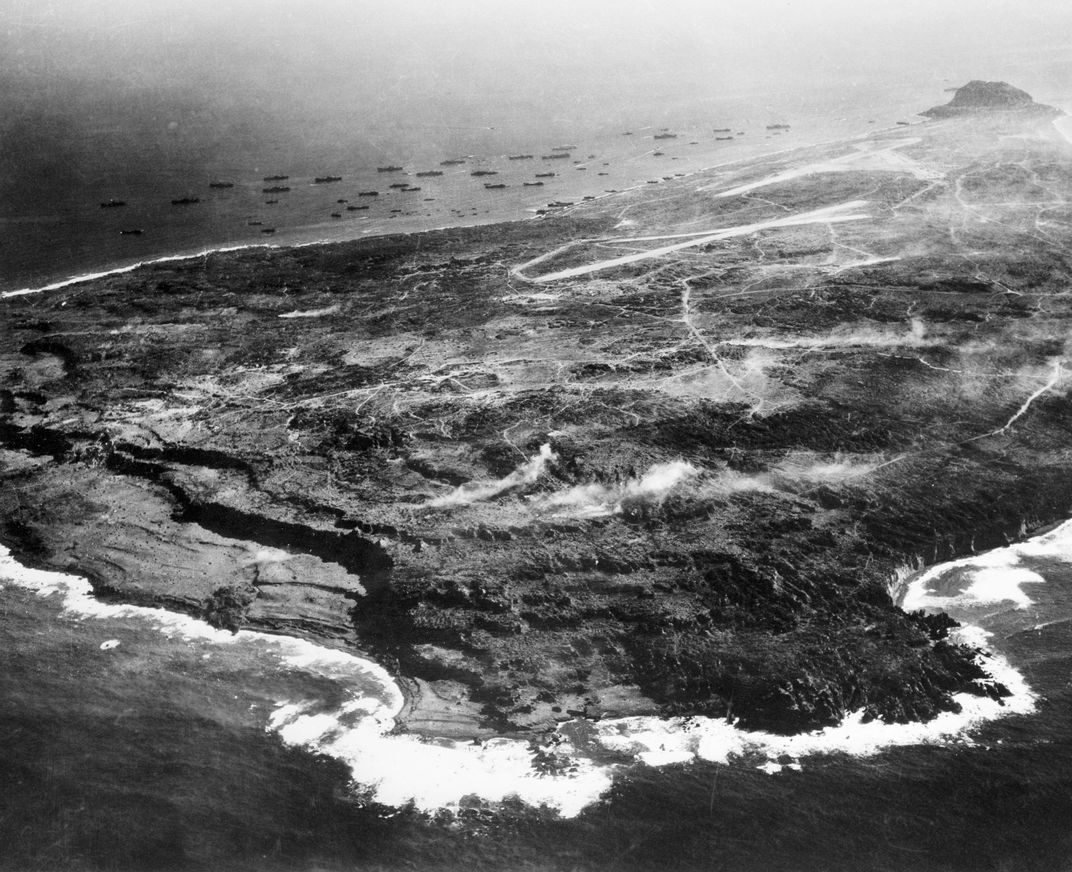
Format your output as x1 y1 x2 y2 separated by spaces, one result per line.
923 80 1061 117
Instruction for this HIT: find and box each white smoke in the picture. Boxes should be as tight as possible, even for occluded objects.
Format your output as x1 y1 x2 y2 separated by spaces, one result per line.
529 460 699 518
426 444 556 508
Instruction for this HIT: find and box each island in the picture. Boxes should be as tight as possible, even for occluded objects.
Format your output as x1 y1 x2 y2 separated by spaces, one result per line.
3 83 1071 742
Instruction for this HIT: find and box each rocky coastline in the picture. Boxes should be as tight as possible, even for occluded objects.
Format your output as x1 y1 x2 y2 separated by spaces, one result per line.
4 95 1072 740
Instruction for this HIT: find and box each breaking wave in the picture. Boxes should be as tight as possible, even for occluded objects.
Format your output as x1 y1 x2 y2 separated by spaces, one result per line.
5 518 1066 817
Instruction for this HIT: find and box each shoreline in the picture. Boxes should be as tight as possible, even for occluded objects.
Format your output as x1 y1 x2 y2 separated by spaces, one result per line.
1 117 902 301
0 524 1044 817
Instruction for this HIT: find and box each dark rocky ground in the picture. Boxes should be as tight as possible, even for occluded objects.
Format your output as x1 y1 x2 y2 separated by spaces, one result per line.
4 91 1072 739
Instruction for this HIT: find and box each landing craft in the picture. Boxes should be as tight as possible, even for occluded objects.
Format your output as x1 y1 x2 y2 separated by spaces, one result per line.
171 197 199 205
358 191 379 197
416 170 444 177
99 199 126 208
119 229 142 235
389 183 409 188
314 176 342 183
523 181 544 186
535 172 555 177
440 159 466 166
541 153 569 160
551 145 577 151
346 205 369 211
264 199 278 204
484 183 507 189
263 174 289 181
377 166 404 172
508 154 534 160
471 170 498 177
208 181 234 189
263 186 290 193
713 127 731 133
654 133 678 139
260 227 276 234
330 212 342 218
766 124 790 130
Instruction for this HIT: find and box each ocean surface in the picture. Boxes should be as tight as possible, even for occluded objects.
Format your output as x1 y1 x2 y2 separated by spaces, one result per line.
5 517 1072 871
0 90 927 297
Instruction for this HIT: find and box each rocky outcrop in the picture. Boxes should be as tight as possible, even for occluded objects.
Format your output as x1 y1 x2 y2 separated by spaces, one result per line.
922 80 1061 117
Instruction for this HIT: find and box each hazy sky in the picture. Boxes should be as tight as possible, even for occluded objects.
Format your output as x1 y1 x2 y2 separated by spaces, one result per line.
2 0 1071 203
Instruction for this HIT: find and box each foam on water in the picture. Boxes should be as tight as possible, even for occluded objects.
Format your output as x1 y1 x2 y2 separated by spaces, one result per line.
4 518 1065 816
0 542 610 817
0 244 278 299
900 520 1072 613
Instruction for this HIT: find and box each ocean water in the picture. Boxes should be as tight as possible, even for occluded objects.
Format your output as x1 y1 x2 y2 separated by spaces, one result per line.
5 518 1072 871
0 98 906 297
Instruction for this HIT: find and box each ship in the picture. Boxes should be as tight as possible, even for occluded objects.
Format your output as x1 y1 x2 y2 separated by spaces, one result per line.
534 172 556 178
208 181 234 189
551 145 576 151
263 174 289 181
484 183 507 189
713 127 732 133
262 186 290 193
523 181 544 186
330 212 342 218
541 153 569 160
346 205 369 211
171 197 200 205
415 170 444 177
401 186 421 192
471 170 498 177
439 159 466 166
716 136 734 141
247 221 263 226
388 183 409 189
508 154 534 160
653 151 665 156
337 199 348 203
654 133 677 139
99 199 126 208
118 229 142 235
357 191 379 197
377 166 404 172
260 227 276 234
547 200 573 207
264 199 279 204
765 124 790 130
313 176 342 183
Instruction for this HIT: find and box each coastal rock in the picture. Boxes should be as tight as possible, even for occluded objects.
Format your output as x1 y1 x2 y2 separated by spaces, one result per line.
922 80 1061 117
